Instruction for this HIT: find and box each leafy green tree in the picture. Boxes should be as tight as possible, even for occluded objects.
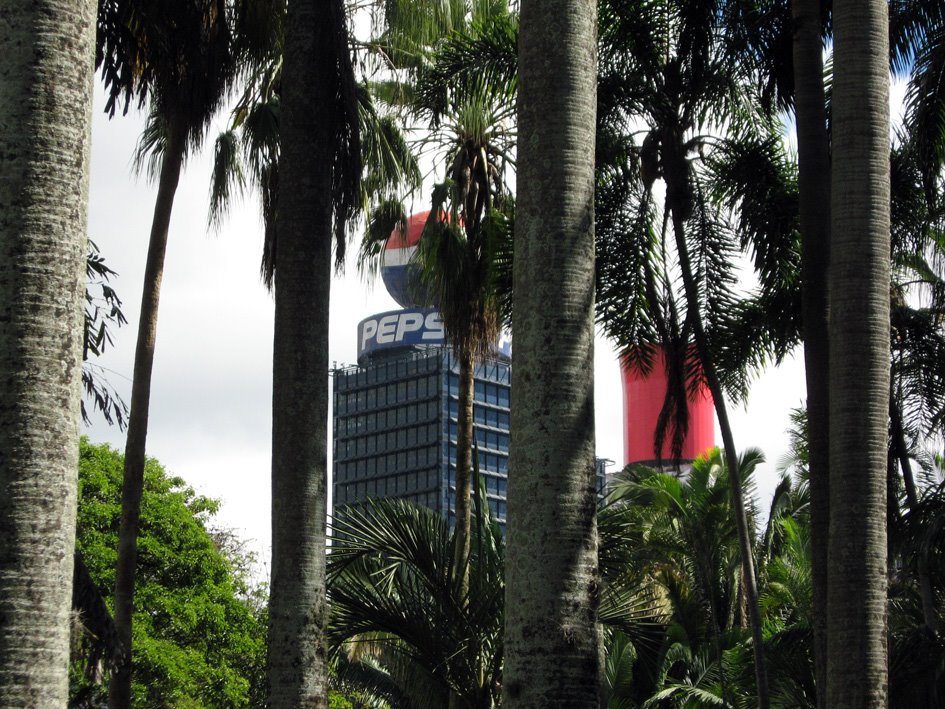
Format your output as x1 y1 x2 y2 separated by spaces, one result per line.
0 1 97 703
72 439 266 708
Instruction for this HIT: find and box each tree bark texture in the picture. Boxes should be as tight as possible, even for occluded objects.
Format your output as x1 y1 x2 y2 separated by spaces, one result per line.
454 346 475 592
504 1 601 705
827 0 890 705
0 0 96 703
790 0 831 703
266 0 333 704
109 119 186 709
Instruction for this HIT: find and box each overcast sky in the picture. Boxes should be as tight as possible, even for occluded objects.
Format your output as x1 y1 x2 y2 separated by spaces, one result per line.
83 79 907 570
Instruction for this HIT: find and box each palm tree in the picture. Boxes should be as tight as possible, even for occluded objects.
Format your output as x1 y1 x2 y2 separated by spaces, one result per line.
826 0 891 705
413 202 508 590
357 12 516 590
787 1 832 700
328 495 505 708
602 450 764 706
96 2 236 704
503 0 600 704
0 0 97 702
266 0 362 703
594 3 801 702
206 4 421 702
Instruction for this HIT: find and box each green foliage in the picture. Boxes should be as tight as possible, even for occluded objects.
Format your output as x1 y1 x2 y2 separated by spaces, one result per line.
71 439 266 708
328 497 503 707
82 240 128 430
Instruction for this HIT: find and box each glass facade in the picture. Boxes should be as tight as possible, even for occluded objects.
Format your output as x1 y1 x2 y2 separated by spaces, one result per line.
332 348 513 528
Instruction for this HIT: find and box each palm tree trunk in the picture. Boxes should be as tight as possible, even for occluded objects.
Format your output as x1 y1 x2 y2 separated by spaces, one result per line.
827 0 890 705
109 116 186 709
669 211 771 709
504 1 601 705
266 0 334 704
889 392 939 632
790 1 831 703
0 2 95 703
889 392 919 508
454 346 475 591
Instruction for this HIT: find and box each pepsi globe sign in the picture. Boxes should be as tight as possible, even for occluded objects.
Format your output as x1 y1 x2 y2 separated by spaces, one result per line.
363 211 512 364
358 308 445 361
381 212 429 308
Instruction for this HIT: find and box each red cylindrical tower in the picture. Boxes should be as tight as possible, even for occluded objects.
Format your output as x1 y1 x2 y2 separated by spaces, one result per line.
621 348 715 465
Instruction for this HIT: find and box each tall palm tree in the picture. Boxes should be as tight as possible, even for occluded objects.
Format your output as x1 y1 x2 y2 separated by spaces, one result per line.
96 2 236 704
594 3 799 703
413 201 508 590
207 4 419 702
787 1 832 701
826 0 891 705
357 12 516 590
0 0 97 703
503 0 600 704
267 0 361 703
727 10 833 694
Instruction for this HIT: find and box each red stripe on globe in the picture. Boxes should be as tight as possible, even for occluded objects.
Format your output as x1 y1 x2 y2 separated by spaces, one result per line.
382 211 429 308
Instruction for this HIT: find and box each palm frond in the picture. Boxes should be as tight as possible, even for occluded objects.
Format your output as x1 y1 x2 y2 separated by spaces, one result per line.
413 14 518 126
132 106 169 182
358 86 422 206
327 497 503 705
208 129 245 230
482 207 514 331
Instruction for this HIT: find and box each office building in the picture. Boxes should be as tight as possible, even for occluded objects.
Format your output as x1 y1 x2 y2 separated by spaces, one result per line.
332 212 630 528
333 333 512 527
